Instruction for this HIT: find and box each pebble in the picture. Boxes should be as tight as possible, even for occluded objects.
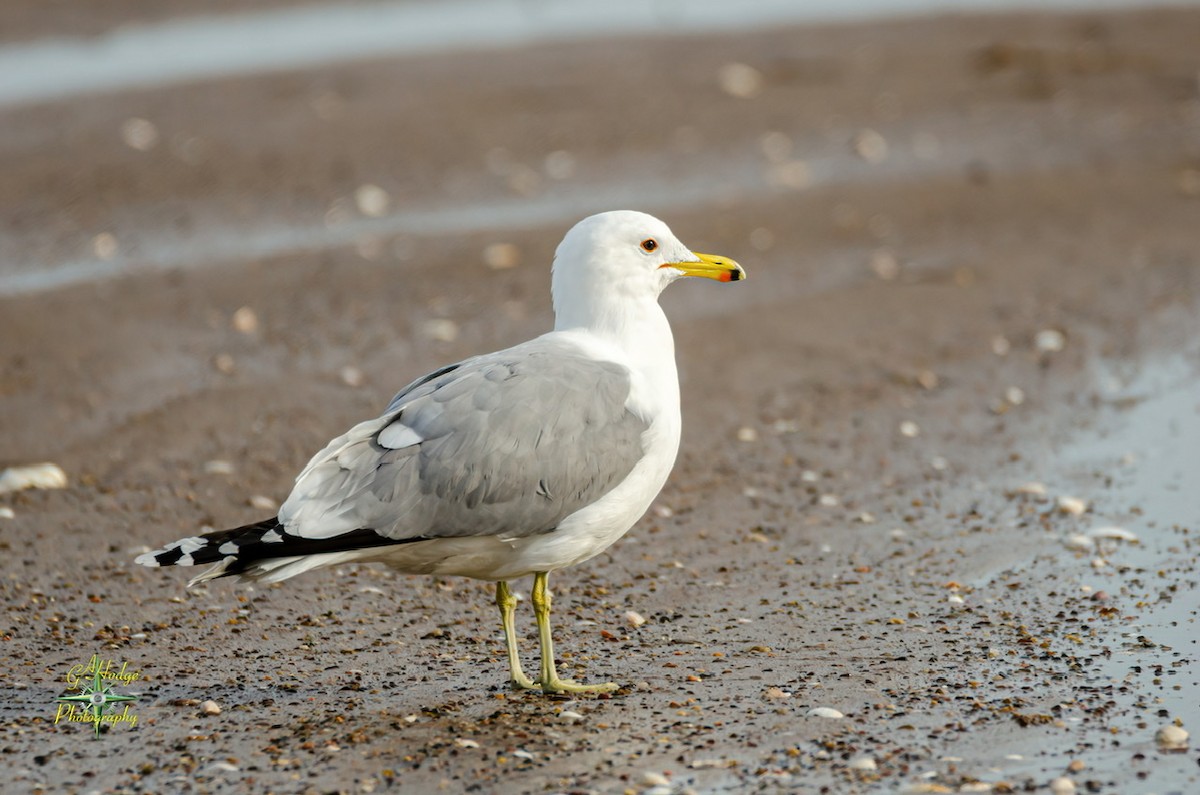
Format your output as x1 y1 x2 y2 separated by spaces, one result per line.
1067 760 1086 773
199 700 221 716
0 507 13 519
1057 496 1088 515
991 335 1011 356
652 504 674 518
717 62 764 98
1086 526 1138 543
454 738 480 749
0 463 68 495
483 242 521 270
1005 386 1026 405
853 129 889 163
231 306 259 334
1049 777 1076 794
899 420 920 438
354 184 391 218
737 426 758 442
848 756 877 771
422 318 459 342
209 761 239 773
1035 328 1066 352
1012 482 1048 497
764 687 791 699
625 610 647 628
340 366 365 388
916 369 939 390
806 707 844 718
1155 724 1189 750
930 456 949 471
817 494 839 507
800 470 820 483
559 710 584 723
120 117 159 151
92 232 119 260
947 595 965 605
249 495 278 511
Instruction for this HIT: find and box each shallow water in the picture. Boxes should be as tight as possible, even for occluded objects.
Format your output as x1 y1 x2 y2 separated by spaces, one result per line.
1054 354 1200 785
0 0 1190 108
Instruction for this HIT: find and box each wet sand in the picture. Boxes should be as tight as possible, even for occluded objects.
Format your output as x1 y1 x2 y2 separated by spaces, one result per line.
2 6 1199 793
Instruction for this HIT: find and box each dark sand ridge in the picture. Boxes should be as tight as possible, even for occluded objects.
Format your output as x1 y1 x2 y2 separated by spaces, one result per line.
1 7 1198 793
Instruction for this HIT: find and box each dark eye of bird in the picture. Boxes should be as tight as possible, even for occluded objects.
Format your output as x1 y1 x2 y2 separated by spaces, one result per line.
641 239 658 252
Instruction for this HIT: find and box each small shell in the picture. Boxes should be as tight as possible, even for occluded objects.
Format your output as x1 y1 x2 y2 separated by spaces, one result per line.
625 610 647 628
806 707 844 718
120 117 159 151
0 463 67 495
1012 482 1047 497
848 756 877 771
422 318 459 342
203 460 236 475
354 184 390 218
454 738 480 749
1057 496 1088 515
249 495 278 511
199 700 221 716
1049 780 1076 795
1035 329 1066 352
717 63 764 99
853 129 889 163
641 771 670 787
1155 724 1189 750
1086 526 1139 543
1064 534 1094 552
483 243 520 270
231 306 259 334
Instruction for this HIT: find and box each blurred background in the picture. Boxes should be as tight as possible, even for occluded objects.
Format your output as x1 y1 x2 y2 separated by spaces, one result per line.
2 2 1198 793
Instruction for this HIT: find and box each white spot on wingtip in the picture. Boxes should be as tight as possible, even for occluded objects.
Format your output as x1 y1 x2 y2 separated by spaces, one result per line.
178 553 194 566
218 541 238 555
261 529 283 543
134 553 160 567
166 536 208 555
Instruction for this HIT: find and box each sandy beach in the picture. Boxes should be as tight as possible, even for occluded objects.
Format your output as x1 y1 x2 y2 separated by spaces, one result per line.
1 4 1198 793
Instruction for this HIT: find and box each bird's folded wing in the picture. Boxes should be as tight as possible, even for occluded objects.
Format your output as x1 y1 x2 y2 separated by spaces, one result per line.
278 339 650 543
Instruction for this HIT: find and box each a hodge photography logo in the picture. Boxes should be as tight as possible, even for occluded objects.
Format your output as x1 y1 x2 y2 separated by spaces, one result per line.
54 655 140 739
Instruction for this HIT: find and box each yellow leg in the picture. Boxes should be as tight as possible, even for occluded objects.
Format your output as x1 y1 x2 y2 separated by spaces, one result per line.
496 581 537 690
531 571 617 694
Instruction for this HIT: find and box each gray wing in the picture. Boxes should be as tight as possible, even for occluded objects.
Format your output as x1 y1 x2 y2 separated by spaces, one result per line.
278 338 649 543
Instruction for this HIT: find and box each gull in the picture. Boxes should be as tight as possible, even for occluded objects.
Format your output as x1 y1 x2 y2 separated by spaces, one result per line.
137 210 744 693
